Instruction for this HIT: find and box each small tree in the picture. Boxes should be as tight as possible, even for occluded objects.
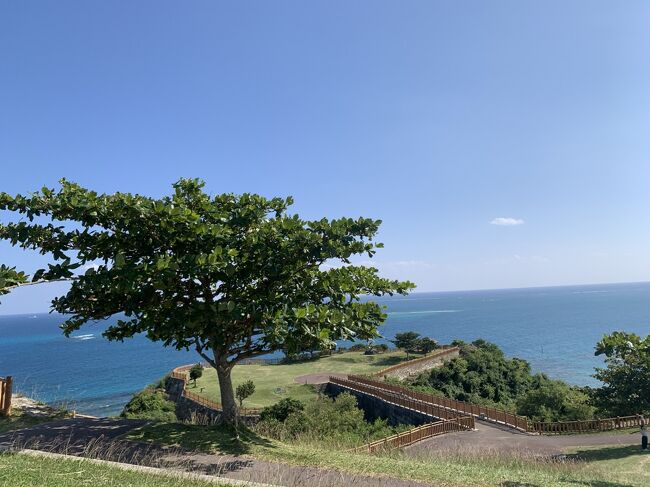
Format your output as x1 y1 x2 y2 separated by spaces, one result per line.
592 331 650 416
236 380 256 407
392 332 421 359
189 364 204 387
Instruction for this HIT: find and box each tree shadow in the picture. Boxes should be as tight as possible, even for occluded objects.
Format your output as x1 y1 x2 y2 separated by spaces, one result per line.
130 421 275 456
568 444 647 462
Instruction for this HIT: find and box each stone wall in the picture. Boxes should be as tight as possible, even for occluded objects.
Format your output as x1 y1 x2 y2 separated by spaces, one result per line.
381 349 460 380
323 382 438 427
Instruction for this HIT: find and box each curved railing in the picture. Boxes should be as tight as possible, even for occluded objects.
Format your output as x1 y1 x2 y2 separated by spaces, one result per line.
342 374 528 431
529 415 644 434
372 346 460 377
170 365 263 417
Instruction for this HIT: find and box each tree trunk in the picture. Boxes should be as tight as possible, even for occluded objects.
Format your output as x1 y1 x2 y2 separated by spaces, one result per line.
215 358 238 426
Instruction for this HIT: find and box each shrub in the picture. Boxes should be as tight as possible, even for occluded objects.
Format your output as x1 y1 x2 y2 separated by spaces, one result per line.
121 388 177 422
259 398 305 422
256 392 405 447
348 344 368 352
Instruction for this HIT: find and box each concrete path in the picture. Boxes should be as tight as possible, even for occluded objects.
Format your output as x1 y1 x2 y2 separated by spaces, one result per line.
0 418 435 487
405 420 640 457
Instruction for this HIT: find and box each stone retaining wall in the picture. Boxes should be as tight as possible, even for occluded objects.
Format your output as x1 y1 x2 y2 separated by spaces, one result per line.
380 349 460 380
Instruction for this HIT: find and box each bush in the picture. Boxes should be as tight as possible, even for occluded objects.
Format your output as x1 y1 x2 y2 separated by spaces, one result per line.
259 398 305 422
121 388 177 422
256 392 405 447
348 344 368 352
409 339 593 421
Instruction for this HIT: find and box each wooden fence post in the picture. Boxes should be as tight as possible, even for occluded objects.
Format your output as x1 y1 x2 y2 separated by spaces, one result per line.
4 377 12 416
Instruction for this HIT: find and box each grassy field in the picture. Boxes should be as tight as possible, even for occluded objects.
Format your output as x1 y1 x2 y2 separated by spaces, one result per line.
191 350 409 408
0 452 238 487
125 422 650 487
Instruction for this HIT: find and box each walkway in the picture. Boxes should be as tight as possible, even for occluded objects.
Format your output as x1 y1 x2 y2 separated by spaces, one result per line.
405 420 639 457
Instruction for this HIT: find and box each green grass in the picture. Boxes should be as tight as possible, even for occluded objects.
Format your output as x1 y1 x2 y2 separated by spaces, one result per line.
565 444 650 482
191 350 409 408
0 452 237 487
125 422 648 487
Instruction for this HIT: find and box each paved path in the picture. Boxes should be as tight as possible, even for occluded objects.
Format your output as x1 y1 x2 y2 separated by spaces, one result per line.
405 420 640 457
0 418 435 487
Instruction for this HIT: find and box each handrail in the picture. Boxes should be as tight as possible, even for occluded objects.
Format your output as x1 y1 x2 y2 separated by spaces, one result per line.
0 376 13 417
342 374 528 431
349 416 475 453
529 415 644 434
169 366 263 416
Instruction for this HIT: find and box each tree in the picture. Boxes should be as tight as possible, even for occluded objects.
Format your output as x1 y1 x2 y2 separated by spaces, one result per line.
189 364 204 387
392 331 421 359
0 179 414 424
416 337 438 355
592 331 650 416
236 380 256 407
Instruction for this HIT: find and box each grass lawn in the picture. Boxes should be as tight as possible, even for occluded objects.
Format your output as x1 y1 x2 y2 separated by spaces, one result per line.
191 350 409 408
566 444 650 481
125 422 648 487
0 452 238 487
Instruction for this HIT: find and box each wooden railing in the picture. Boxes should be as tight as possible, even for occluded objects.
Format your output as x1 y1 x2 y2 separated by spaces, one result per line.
529 415 644 434
372 346 460 378
330 375 475 423
350 416 475 453
170 365 263 417
341 374 528 431
0 376 12 417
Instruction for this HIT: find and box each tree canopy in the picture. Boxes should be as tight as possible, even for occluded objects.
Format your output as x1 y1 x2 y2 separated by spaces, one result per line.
592 331 650 416
0 179 414 423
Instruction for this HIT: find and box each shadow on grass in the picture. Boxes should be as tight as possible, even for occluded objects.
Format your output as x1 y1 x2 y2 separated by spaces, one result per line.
372 355 409 367
128 422 275 456
568 444 648 462
502 482 635 487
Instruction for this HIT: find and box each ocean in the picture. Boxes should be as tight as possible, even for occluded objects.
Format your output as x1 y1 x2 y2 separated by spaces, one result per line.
1 281 649 417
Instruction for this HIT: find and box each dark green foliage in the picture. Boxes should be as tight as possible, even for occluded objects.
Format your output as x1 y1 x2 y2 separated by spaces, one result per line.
0 179 414 423
236 380 256 407
592 331 650 416
0 265 27 302
189 364 203 386
259 398 305 423
256 392 405 447
392 331 420 358
121 388 177 422
348 344 369 352
416 337 438 355
409 339 593 421
375 343 389 352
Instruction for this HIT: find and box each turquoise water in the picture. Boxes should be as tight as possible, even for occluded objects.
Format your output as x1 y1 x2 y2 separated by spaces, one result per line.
1 282 649 416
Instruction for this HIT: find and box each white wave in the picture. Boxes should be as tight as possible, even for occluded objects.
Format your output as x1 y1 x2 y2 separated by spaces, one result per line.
72 334 96 340
388 310 461 315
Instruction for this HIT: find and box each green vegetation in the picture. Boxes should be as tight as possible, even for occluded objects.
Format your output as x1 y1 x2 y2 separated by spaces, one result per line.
0 264 27 302
255 392 407 447
194 349 408 408
592 331 650 416
188 364 203 387
120 387 176 422
235 379 255 407
0 452 237 487
566 443 650 481
409 339 594 422
0 179 412 424
125 421 649 487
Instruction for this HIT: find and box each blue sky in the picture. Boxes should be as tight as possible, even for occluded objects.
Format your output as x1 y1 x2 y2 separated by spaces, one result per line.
2 1 650 314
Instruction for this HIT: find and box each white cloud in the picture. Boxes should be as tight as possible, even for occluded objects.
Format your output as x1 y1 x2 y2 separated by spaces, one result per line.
490 217 524 226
